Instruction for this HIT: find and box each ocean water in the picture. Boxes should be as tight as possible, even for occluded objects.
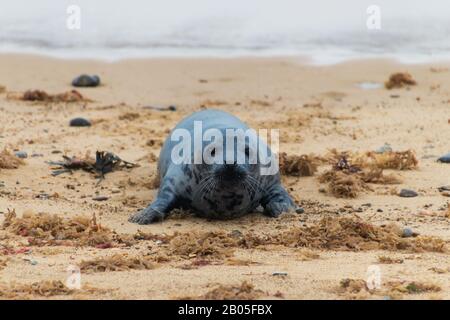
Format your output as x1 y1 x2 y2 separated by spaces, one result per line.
0 0 450 64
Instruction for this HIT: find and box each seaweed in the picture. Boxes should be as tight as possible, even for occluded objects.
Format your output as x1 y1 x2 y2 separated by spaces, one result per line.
279 152 319 176
47 151 136 177
201 281 264 300
0 149 24 169
385 72 417 89
80 254 156 272
2 209 115 248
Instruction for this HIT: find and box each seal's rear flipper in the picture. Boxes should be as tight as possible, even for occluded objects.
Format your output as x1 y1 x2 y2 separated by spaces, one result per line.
261 184 296 218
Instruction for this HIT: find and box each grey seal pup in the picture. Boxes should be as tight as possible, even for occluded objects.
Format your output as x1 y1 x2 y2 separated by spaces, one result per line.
129 109 296 224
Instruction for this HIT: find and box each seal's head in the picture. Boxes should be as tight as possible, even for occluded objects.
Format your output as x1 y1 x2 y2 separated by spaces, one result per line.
191 134 269 219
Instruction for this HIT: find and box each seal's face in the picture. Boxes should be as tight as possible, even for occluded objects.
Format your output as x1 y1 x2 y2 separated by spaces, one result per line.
191 144 262 219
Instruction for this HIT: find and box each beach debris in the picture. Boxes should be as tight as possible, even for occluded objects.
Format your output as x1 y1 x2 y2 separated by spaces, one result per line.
295 207 305 214
20 89 87 103
118 112 140 121
168 231 237 260
318 151 402 198
201 281 264 300
0 149 25 169
14 151 28 159
339 278 368 294
377 256 404 264
92 196 109 201
1 209 117 248
402 227 416 238
80 254 155 272
143 105 177 111
437 152 450 163
375 143 393 154
249 216 446 253
47 151 136 177
385 72 417 89
272 272 288 276
399 189 418 198
72 74 100 87
0 280 74 298
279 152 319 176
69 117 92 127
438 186 450 192
387 281 441 295
357 82 382 90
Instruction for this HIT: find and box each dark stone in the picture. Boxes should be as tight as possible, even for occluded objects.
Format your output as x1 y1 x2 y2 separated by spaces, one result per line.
14 151 28 159
437 153 450 163
92 196 109 201
72 74 100 87
402 227 413 238
69 117 91 127
296 207 305 214
399 189 418 198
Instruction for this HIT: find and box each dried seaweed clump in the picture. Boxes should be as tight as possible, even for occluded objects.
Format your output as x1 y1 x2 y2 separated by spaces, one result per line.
385 281 441 295
20 89 87 103
80 254 156 272
169 231 238 260
2 210 114 248
355 150 418 170
202 281 264 300
319 151 403 198
247 216 447 253
385 72 417 89
0 149 24 169
338 278 368 294
279 152 319 177
377 256 404 264
0 281 73 299
319 170 368 198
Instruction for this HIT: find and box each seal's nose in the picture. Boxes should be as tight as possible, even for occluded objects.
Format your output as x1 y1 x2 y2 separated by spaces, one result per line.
217 162 244 182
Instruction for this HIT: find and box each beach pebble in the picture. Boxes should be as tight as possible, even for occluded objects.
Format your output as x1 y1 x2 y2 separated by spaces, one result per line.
437 152 450 163
375 143 392 154
14 151 28 159
296 207 305 214
70 117 91 127
92 196 109 201
402 227 414 238
72 74 100 87
272 272 288 276
31 153 43 158
399 189 418 198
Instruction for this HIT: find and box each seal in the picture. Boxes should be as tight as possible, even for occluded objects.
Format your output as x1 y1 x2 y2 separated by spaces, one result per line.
129 109 296 224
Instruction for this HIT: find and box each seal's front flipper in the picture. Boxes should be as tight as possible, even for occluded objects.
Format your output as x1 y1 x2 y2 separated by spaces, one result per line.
129 178 177 224
129 205 167 224
261 185 295 218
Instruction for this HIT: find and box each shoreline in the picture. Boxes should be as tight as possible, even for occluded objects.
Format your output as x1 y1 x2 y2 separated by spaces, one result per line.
2 51 450 67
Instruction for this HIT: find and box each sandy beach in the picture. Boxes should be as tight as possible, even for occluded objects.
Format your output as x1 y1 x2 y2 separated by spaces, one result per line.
0 54 449 299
